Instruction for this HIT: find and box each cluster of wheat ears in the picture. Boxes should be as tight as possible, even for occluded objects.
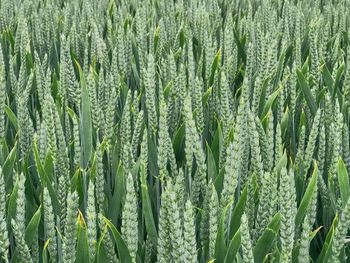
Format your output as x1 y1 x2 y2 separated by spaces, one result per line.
0 0 350 262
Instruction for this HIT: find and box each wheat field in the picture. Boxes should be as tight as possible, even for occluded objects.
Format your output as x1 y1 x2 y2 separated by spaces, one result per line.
0 0 349 262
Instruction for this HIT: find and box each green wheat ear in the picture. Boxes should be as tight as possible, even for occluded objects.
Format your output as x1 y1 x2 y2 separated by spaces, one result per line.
43 187 57 263
62 191 79 263
86 181 97 263
330 197 350 262
241 213 254 263
183 199 197 263
157 185 171 263
0 43 5 140
122 173 138 260
208 185 219 260
279 168 297 262
0 167 9 263
12 219 34 263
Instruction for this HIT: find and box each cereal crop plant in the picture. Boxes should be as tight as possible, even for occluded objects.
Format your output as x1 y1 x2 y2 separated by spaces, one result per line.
0 0 350 262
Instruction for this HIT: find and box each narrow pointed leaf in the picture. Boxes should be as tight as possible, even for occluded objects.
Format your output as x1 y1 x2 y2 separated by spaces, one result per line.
337 159 350 207
296 69 317 116
253 212 281 263
295 164 318 227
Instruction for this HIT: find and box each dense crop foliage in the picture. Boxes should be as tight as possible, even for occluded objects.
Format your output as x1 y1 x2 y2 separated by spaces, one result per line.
1 0 350 262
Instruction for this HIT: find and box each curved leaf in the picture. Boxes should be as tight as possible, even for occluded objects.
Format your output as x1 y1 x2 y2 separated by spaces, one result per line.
140 163 157 248
215 201 231 262
316 214 338 263
253 212 281 263
25 205 41 245
229 186 248 239
295 164 318 227
76 211 89 263
296 69 317 116
337 158 350 207
103 216 132 263
260 86 282 120
4 105 18 131
224 229 241 263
